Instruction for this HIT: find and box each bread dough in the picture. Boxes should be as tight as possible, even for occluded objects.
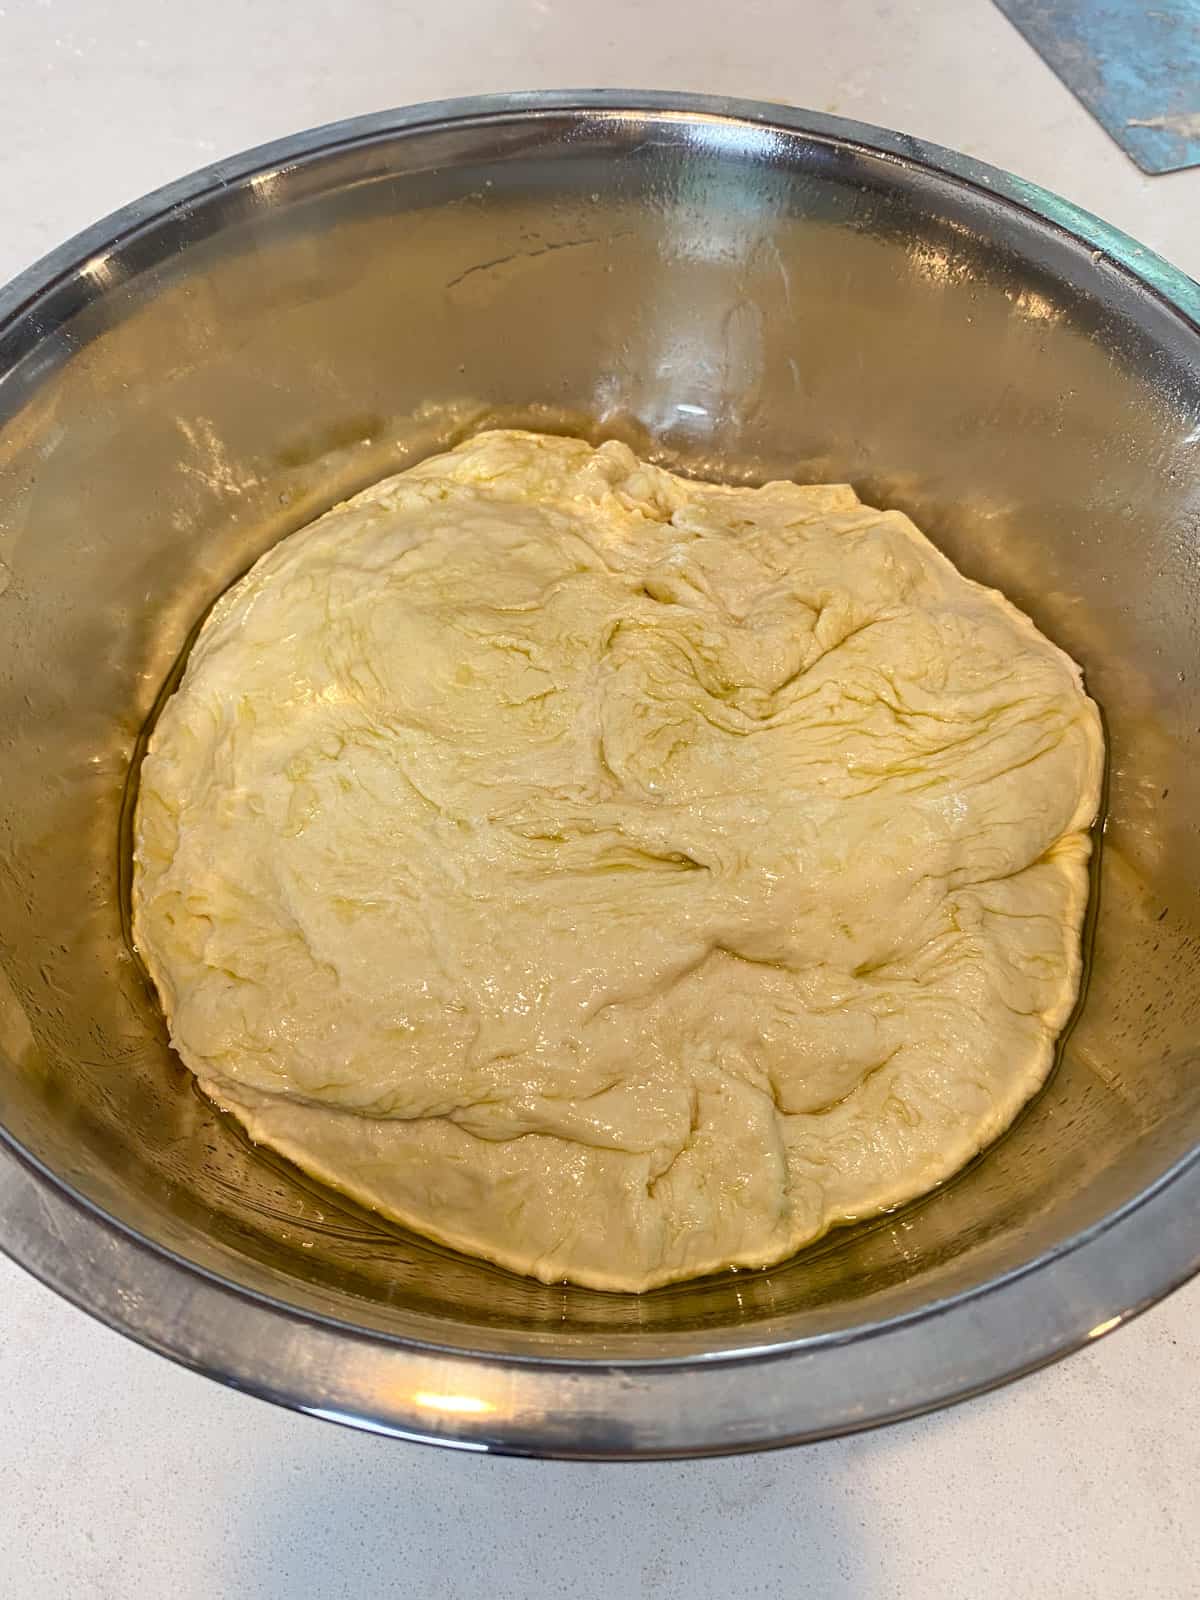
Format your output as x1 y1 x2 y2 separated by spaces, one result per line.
133 430 1103 1291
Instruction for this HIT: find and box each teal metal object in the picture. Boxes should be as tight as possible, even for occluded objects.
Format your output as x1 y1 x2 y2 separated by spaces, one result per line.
996 0 1200 174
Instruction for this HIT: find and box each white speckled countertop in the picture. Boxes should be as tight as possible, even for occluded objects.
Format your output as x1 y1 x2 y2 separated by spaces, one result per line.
0 4 1197 1595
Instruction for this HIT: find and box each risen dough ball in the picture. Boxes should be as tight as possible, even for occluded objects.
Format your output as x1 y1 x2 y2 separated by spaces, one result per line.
133 430 1103 1290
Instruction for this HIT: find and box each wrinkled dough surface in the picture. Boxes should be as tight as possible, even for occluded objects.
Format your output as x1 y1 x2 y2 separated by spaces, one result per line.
133 430 1104 1290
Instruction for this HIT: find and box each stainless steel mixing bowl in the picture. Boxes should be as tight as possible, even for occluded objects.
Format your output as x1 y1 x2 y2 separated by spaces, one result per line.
1 92 1198 1458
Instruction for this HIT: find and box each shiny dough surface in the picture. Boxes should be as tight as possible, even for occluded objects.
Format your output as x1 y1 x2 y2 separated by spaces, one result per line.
133 430 1104 1290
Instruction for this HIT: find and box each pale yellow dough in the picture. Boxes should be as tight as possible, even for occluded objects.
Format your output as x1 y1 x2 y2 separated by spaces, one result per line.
133 430 1104 1290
